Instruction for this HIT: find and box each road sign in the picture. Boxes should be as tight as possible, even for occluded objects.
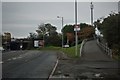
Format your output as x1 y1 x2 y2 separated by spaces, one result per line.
34 40 39 47
74 25 80 31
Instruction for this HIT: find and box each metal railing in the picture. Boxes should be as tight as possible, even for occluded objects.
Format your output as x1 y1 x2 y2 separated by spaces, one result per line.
97 39 112 58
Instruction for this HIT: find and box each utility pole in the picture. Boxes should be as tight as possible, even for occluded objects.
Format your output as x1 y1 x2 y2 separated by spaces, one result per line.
90 2 95 39
75 0 78 56
90 2 94 26
62 17 64 48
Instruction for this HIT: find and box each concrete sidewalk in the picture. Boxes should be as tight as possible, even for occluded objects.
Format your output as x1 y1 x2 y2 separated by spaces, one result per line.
81 39 114 61
76 39 120 79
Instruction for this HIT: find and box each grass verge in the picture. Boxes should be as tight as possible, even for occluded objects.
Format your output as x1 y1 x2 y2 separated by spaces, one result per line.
61 44 81 58
38 46 61 51
113 55 120 61
35 44 81 58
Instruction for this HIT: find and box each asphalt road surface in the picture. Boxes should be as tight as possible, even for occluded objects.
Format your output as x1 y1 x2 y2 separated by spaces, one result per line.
2 50 57 79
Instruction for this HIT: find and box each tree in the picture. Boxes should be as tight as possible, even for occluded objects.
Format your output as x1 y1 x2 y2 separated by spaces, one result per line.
45 34 61 46
100 13 120 55
78 26 95 40
62 23 90 35
80 23 89 29
28 32 37 39
62 23 95 46
62 24 74 35
45 23 57 36
36 23 61 47
62 24 74 45
36 23 47 39
36 23 57 38
101 13 119 46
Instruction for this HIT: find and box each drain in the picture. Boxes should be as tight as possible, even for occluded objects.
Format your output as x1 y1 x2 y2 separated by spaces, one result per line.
64 73 70 77
76 75 88 79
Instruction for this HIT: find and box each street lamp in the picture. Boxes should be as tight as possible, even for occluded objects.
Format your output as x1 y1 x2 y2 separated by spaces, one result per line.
57 16 64 48
90 2 94 26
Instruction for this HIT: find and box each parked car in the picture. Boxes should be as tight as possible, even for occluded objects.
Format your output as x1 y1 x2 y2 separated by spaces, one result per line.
0 47 5 51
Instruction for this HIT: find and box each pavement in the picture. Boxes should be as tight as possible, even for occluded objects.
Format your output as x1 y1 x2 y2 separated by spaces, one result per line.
81 39 113 61
78 39 119 78
2 50 57 79
52 39 120 79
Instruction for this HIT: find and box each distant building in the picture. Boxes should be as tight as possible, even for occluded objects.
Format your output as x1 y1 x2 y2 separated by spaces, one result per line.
3 32 11 42
2 32 11 50
66 33 74 44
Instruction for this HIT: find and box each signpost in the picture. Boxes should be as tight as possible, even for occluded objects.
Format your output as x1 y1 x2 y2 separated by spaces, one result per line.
34 40 39 47
74 0 80 56
74 25 80 31
34 40 44 48
74 25 80 56
75 0 78 56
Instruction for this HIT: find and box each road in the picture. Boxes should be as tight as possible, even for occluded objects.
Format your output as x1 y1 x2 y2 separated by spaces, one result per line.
2 50 57 79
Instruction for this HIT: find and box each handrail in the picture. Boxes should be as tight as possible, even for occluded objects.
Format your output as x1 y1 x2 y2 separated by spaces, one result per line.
97 39 112 58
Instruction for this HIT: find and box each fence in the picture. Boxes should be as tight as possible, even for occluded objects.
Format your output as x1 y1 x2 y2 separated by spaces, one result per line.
97 38 112 58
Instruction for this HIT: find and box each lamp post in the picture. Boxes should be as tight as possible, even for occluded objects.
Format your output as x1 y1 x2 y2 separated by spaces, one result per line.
57 16 64 48
90 2 94 26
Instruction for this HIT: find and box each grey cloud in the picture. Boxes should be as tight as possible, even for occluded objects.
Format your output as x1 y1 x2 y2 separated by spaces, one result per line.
2 2 118 38
0 2 2 34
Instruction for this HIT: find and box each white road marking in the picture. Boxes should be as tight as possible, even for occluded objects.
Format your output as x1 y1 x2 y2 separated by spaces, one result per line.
17 56 22 59
12 57 17 60
6 55 24 62
7 59 12 61
48 59 59 79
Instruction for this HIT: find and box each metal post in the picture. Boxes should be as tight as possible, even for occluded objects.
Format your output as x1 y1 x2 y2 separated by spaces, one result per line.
75 0 78 56
90 2 94 26
43 33 44 47
62 17 64 48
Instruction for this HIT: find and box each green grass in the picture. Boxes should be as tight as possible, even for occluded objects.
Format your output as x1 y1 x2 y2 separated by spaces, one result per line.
113 55 120 61
61 44 81 58
34 44 81 58
38 46 61 51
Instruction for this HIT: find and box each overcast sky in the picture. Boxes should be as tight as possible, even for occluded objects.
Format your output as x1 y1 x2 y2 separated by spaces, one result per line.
1 1 119 38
